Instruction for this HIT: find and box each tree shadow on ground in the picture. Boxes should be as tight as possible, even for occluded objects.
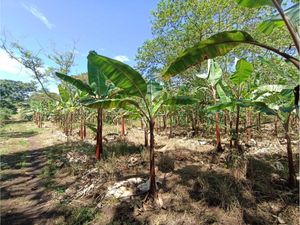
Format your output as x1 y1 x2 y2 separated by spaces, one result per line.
0 142 83 225
0 131 38 138
109 200 146 225
246 154 299 203
103 140 143 159
3 120 29 125
162 147 299 224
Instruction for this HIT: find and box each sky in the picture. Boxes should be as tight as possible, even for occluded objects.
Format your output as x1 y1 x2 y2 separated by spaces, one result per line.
0 0 159 92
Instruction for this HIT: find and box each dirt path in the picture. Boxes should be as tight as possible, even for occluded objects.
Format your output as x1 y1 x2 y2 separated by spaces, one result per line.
0 121 63 225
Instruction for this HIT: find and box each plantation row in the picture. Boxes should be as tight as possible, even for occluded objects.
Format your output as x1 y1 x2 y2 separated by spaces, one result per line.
1 0 299 207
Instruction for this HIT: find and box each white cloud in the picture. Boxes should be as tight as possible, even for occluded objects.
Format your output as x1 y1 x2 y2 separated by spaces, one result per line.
114 55 129 63
0 49 32 78
0 50 57 93
21 2 55 29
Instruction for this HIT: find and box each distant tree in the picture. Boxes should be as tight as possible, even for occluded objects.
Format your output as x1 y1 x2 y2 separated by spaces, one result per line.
0 79 36 113
1 39 77 101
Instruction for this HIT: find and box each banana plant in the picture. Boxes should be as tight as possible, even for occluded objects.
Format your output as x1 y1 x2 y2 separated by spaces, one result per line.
57 84 77 136
253 86 297 187
208 64 297 187
208 58 255 149
163 1 299 114
56 52 130 160
83 51 197 200
163 1 299 78
195 59 225 152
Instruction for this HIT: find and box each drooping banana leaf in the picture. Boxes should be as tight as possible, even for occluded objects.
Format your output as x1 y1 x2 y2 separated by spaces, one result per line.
207 101 236 111
208 60 222 86
163 31 257 79
86 123 97 133
256 84 292 93
163 96 198 105
151 96 197 117
257 3 299 35
84 98 140 110
56 72 95 96
88 51 147 98
235 0 281 8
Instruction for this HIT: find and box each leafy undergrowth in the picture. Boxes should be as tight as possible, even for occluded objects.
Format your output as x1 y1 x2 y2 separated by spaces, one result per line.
42 126 299 225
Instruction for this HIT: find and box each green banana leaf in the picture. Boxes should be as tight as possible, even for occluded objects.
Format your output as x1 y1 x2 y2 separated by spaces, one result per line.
164 96 198 105
86 123 97 133
208 60 222 86
207 99 276 115
235 0 280 8
163 31 256 79
147 80 163 102
58 84 70 103
88 51 147 98
256 84 292 93
258 3 299 35
84 98 140 110
87 58 109 96
216 82 231 103
56 72 95 96
230 59 253 85
151 96 197 117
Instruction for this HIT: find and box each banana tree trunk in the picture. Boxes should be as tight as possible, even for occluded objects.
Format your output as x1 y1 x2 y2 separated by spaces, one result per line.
229 112 233 147
163 114 166 131
83 108 86 138
224 112 227 134
169 116 173 138
274 117 278 137
215 112 223 152
80 108 84 140
83 119 87 138
148 118 157 199
96 108 103 160
283 115 296 187
257 112 261 132
247 108 252 141
120 115 125 136
144 124 148 147
70 113 73 136
212 86 223 152
234 105 240 148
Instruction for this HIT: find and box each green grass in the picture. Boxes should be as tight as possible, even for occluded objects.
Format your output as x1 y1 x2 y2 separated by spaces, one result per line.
0 121 39 155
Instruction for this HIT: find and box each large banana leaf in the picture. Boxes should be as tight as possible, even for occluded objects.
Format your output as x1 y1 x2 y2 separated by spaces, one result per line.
258 3 299 35
207 101 236 111
230 59 253 85
164 96 198 105
86 123 97 133
147 80 163 102
251 101 277 115
216 82 231 103
87 58 108 96
84 98 140 110
207 99 276 115
256 84 292 93
163 31 256 79
235 0 279 8
151 96 197 117
88 51 147 98
58 84 70 103
208 60 222 86
56 72 95 96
